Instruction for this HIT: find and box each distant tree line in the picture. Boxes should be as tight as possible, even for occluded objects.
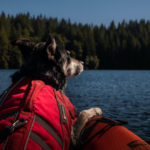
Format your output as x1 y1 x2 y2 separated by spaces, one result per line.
0 12 150 69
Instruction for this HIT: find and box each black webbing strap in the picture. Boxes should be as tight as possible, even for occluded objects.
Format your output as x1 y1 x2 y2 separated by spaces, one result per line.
53 89 65 150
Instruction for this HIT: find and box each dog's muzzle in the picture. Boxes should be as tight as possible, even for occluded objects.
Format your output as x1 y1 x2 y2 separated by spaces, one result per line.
75 64 83 75
65 59 84 78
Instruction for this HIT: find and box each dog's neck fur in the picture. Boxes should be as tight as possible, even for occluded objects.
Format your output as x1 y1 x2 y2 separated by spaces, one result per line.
11 65 67 91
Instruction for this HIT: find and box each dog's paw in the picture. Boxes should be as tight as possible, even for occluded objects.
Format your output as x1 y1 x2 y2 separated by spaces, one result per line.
71 107 102 145
79 107 102 119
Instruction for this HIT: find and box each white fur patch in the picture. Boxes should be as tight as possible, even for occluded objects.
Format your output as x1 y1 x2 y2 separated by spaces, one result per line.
64 58 84 78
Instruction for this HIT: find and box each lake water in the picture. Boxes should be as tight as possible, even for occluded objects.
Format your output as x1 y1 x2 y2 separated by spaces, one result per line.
0 70 150 143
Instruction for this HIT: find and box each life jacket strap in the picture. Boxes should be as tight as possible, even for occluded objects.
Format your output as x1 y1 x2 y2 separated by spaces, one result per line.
53 89 69 150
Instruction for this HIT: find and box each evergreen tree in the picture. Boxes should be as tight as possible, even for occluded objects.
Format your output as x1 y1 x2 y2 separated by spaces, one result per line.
0 12 150 69
0 25 9 68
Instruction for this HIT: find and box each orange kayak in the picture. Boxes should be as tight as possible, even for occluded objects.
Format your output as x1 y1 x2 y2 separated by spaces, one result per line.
79 116 150 150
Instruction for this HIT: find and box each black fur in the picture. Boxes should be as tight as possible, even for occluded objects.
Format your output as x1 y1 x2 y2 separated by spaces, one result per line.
11 35 72 91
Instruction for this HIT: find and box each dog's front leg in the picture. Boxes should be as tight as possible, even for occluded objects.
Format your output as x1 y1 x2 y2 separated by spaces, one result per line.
71 107 102 148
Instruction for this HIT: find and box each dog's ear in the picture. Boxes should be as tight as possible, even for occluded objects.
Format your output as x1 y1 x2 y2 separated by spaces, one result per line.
45 35 57 60
12 39 36 60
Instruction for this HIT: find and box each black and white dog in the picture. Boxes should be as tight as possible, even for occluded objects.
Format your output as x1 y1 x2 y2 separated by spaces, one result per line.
12 35 84 91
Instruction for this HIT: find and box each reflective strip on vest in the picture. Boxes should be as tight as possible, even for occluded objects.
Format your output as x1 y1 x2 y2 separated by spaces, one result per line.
31 115 63 149
30 132 52 150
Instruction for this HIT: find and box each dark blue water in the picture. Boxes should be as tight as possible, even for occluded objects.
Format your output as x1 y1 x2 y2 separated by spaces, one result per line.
0 70 150 143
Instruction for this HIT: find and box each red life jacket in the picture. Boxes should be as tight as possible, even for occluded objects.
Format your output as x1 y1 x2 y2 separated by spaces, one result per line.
0 77 77 150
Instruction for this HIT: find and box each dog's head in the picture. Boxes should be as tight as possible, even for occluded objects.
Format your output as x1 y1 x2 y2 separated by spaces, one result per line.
12 35 84 90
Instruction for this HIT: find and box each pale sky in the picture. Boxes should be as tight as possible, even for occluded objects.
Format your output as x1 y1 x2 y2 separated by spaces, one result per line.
0 0 150 26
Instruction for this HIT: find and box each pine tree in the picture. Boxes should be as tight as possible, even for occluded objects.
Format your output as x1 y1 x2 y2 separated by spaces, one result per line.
0 25 9 68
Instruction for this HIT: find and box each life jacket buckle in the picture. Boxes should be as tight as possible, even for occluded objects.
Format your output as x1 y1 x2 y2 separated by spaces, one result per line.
7 118 28 134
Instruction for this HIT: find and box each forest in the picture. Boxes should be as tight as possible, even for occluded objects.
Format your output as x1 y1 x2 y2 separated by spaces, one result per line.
0 12 150 69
